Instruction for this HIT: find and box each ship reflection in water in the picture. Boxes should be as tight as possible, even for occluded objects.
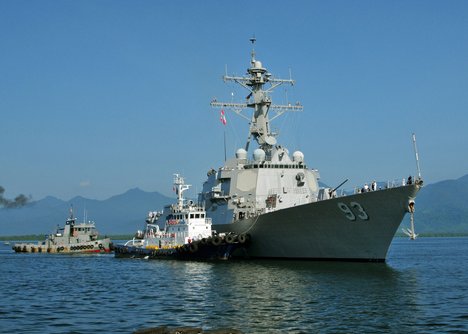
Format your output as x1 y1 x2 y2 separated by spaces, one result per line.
166 259 421 333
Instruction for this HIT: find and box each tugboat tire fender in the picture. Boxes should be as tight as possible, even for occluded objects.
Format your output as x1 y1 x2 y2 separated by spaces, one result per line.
238 234 250 244
189 242 198 253
225 234 236 244
212 236 222 246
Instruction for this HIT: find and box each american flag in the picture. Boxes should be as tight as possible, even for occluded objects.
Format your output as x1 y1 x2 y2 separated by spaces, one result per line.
220 109 227 125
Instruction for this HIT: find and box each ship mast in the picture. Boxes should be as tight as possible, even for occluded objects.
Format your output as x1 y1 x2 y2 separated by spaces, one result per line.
173 174 190 210
211 38 303 155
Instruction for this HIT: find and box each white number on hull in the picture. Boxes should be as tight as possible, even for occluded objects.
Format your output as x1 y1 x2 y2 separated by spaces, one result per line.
337 202 369 221
337 202 356 220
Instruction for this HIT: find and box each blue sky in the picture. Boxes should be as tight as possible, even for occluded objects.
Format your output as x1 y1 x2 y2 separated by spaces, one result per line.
1 0 467 201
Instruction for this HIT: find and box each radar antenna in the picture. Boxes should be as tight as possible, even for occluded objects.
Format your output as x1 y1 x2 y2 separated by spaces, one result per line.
211 38 303 153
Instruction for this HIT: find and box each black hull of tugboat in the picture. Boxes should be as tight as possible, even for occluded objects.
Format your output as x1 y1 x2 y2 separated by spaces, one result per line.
114 240 249 261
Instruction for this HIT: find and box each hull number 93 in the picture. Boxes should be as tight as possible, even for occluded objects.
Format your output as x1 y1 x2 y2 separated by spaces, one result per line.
337 202 369 221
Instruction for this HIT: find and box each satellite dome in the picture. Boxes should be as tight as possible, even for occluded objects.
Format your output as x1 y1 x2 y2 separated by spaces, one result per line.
253 148 266 162
236 148 247 160
254 60 263 69
292 151 304 163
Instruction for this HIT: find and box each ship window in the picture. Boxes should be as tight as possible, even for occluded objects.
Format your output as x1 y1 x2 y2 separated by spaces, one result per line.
190 214 194 219
201 214 204 218
185 214 188 219
195 214 200 218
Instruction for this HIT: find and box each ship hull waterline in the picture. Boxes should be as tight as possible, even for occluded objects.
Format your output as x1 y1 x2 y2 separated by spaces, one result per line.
212 184 420 262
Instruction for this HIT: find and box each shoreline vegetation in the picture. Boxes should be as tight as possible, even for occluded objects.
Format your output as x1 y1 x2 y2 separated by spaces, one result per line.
1 233 468 241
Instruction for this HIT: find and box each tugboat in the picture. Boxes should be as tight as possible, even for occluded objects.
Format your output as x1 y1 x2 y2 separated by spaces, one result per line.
12 208 112 254
200 38 423 261
114 174 250 260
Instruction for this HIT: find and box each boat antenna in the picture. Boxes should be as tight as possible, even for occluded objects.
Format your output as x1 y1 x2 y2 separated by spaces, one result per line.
412 133 422 180
250 35 256 58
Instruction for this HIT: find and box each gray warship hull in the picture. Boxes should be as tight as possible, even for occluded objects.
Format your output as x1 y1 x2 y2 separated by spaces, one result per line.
212 184 419 261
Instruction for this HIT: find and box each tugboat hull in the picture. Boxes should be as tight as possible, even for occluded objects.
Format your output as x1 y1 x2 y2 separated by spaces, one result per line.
12 238 113 254
114 236 249 261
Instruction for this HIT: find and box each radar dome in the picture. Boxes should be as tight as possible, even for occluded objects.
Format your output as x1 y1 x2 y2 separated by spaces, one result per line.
236 148 247 160
292 151 304 163
254 60 263 69
253 148 266 162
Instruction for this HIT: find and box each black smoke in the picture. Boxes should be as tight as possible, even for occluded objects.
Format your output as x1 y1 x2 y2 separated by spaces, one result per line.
0 186 31 208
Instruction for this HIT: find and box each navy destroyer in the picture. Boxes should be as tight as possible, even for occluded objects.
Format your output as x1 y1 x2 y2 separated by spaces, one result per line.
198 39 422 261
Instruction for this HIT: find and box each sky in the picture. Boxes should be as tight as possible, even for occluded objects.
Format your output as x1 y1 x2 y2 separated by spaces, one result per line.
1 0 467 202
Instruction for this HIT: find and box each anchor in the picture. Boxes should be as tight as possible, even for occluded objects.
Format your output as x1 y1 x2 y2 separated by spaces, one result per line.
402 201 418 240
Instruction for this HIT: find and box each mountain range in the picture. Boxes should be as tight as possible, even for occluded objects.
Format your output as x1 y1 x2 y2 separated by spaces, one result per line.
0 188 173 236
410 174 468 234
1 175 468 236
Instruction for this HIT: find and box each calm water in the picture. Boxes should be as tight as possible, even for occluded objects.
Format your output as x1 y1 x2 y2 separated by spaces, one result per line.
1 238 467 333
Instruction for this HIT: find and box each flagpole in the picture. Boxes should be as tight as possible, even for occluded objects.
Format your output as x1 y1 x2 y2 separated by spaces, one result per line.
224 130 227 162
220 109 227 161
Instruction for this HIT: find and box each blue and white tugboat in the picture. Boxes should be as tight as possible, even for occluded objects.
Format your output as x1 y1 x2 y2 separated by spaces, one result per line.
114 174 250 260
